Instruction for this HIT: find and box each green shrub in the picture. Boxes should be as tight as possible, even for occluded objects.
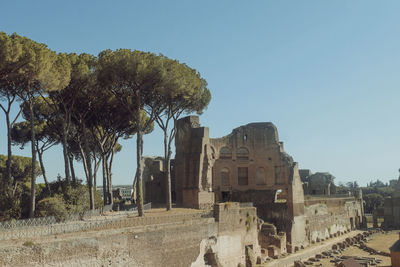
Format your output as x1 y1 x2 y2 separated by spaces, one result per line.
41 179 103 217
94 190 103 209
35 196 68 222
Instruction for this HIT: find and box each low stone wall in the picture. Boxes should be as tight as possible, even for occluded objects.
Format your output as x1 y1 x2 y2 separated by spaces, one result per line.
0 217 217 267
0 204 259 267
0 210 212 241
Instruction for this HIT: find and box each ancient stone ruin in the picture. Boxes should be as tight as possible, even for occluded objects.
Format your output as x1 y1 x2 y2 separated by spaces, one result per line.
0 116 368 267
140 116 365 260
300 171 335 196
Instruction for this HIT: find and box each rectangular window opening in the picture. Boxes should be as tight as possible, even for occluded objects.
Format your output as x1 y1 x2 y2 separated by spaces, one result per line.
238 167 248 185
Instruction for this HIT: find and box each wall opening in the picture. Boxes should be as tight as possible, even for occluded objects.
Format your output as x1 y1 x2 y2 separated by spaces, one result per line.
220 167 230 186
256 167 266 185
274 189 287 203
274 166 285 184
204 248 218 267
238 167 248 185
221 191 230 202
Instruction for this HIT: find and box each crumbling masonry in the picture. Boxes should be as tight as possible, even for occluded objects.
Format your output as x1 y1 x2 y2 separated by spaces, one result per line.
158 116 363 255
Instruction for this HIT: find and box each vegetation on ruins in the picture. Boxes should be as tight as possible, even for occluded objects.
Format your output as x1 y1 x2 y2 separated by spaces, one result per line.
362 179 395 213
0 32 210 220
336 179 396 213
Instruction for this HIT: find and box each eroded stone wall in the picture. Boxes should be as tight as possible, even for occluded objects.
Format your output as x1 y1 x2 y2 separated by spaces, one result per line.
304 197 363 242
0 204 260 267
139 157 176 205
192 202 260 266
0 217 216 267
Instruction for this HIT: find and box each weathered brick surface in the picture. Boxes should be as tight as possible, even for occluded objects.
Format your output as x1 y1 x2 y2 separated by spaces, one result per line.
0 205 260 267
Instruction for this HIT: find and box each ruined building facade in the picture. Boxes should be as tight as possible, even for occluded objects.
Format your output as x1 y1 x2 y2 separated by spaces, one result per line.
174 116 364 251
300 171 335 196
139 157 176 205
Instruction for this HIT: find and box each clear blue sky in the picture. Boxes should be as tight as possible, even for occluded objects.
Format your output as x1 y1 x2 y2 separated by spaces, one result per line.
1 1 399 186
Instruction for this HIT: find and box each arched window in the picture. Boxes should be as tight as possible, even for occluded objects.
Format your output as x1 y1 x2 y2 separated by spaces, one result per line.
237 147 249 160
256 167 266 185
220 147 232 159
221 168 230 186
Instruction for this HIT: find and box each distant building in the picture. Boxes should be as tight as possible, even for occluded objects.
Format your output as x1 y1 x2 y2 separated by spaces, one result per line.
299 169 312 181
301 171 335 196
97 186 133 200
113 188 133 200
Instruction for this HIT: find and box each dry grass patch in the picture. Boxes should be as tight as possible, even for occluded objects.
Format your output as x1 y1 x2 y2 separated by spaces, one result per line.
368 231 398 253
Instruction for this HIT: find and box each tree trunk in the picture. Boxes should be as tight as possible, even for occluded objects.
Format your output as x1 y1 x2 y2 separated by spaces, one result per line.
68 153 76 184
79 144 90 183
102 154 108 205
62 121 71 183
94 156 101 190
107 150 114 205
12 181 18 198
164 129 172 211
37 145 51 195
93 155 97 190
82 124 95 210
105 154 112 205
5 112 12 190
136 91 144 216
29 98 37 218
